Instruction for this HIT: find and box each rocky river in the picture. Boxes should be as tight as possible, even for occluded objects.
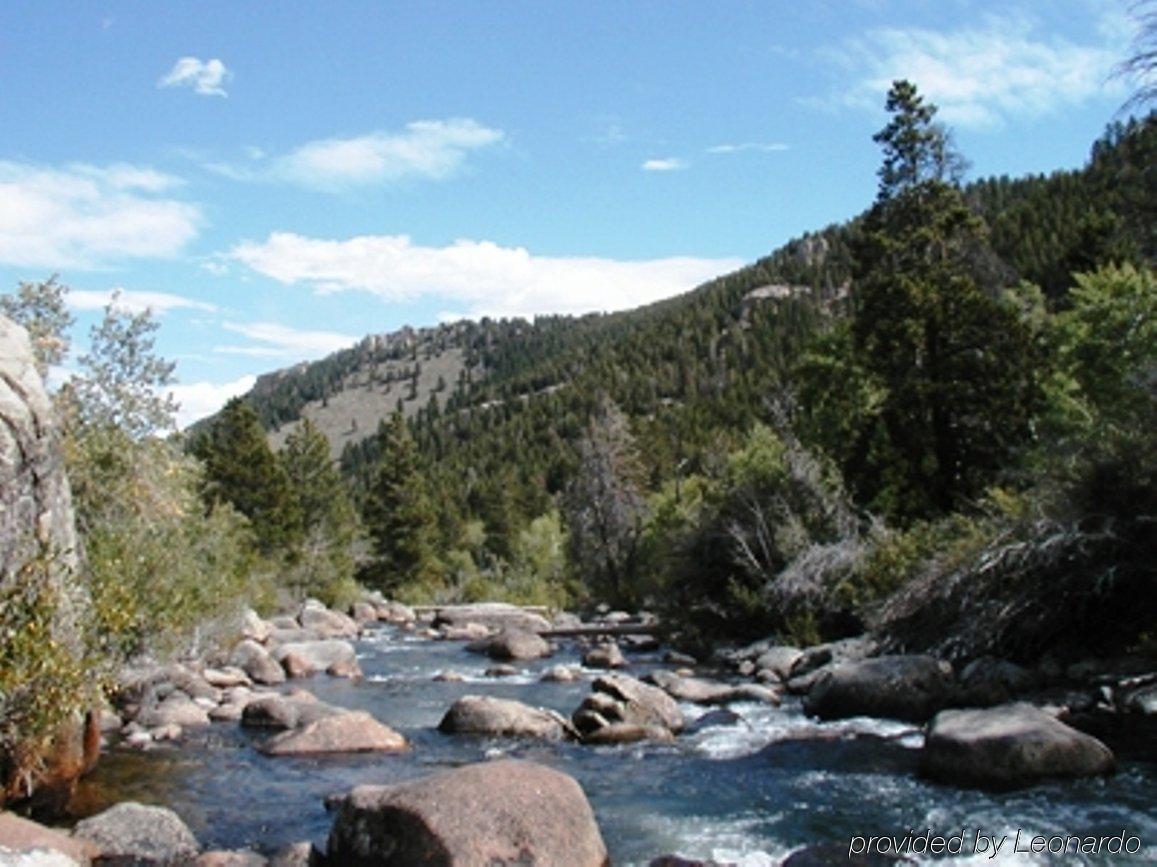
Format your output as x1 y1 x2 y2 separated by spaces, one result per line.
63 612 1157 866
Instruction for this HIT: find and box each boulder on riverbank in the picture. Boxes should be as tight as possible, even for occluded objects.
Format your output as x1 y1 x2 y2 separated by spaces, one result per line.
72 802 199 864
272 640 359 678
0 813 97 864
326 760 607 866
921 702 1115 790
297 600 358 639
646 671 781 706
438 695 577 740
803 655 954 723
230 640 286 686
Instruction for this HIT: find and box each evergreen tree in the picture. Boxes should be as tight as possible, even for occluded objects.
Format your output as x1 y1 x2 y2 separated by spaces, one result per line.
363 412 439 594
194 398 300 554
279 419 359 601
850 80 1038 520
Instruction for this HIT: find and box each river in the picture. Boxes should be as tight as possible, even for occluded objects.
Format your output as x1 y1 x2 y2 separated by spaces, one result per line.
71 626 1157 865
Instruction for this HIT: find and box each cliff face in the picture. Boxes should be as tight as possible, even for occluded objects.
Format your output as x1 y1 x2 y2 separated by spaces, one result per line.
0 315 96 809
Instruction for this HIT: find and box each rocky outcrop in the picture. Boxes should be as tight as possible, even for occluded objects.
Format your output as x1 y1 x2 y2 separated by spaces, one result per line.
0 318 95 809
921 703 1115 790
803 655 954 723
72 802 199 864
326 760 608 866
438 696 577 740
573 674 684 741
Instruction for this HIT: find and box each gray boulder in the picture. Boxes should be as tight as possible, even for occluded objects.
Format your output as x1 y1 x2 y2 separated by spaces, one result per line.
921 702 1115 789
241 692 340 730
583 643 627 669
476 628 552 661
272 640 357 672
792 636 878 679
573 674 683 740
72 802 198 864
298 600 358 638
135 693 211 729
438 695 576 740
754 646 803 681
327 760 607 866
229 640 285 686
804 655 954 722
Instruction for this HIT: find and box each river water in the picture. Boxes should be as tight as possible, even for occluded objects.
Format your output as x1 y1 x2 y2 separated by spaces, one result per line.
72 627 1157 865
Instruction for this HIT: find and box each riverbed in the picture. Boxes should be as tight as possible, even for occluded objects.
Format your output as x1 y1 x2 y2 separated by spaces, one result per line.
71 626 1157 865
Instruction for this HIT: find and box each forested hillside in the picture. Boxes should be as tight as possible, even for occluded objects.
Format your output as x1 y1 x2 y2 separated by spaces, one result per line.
207 96 1154 658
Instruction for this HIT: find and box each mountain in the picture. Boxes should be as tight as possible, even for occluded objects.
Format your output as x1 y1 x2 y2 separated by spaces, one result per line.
221 114 1154 555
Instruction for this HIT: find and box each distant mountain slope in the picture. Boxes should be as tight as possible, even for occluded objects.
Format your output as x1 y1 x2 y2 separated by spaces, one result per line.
221 114 1153 545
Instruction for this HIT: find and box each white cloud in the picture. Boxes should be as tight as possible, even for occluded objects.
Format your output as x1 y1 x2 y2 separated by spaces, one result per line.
272 119 504 189
641 157 688 172
159 57 230 97
68 288 217 316
171 374 256 429
707 142 790 154
0 161 202 269
823 12 1123 128
229 232 743 320
218 321 357 357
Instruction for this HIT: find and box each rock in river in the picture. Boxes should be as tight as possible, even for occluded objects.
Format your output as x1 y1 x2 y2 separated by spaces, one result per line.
804 654 954 723
260 711 407 756
326 759 607 866
438 695 577 740
921 702 1115 790
72 802 199 864
573 674 684 741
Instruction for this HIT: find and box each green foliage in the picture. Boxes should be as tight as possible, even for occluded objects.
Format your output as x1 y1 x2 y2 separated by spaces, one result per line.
194 398 301 555
67 426 253 660
279 419 360 603
0 275 73 376
68 293 178 439
847 81 1039 520
363 412 440 595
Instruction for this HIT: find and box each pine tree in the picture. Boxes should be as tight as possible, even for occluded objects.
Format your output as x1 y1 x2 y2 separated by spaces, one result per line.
363 412 439 594
194 398 301 554
851 80 1038 520
279 419 358 600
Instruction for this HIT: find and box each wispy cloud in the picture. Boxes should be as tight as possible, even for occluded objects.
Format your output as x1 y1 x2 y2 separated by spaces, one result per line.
171 374 257 429
819 12 1123 128
0 161 201 269
218 321 357 357
68 288 218 315
707 142 790 154
159 57 230 97
270 119 505 189
641 157 688 172
228 232 742 320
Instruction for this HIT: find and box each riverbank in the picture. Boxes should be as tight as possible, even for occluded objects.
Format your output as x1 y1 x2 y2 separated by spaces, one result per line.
3 598 1155 865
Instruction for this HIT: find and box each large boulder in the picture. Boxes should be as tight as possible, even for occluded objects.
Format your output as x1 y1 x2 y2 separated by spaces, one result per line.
327 760 607 866
921 703 1115 790
241 692 339 730
297 600 358 639
229 640 286 686
135 692 212 729
432 603 551 634
754 646 803 681
573 674 683 741
272 640 357 674
72 802 199 864
260 712 407 757
0 318 96 809
803 655 954 722
438 696 577 740
474 629 552 662
646 671 780 706
583 643 627 670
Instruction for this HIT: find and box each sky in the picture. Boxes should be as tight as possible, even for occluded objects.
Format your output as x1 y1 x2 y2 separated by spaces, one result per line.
0 0 1146 426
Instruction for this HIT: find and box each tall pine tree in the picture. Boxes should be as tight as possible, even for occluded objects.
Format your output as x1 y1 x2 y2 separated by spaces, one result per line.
194 398 301 554
362 412 439 594
849 81 1038 520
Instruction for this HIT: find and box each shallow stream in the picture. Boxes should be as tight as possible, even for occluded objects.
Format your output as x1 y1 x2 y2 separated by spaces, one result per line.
72 627 1157 865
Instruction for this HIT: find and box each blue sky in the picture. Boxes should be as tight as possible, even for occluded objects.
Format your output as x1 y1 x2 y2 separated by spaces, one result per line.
0 1 1145 425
